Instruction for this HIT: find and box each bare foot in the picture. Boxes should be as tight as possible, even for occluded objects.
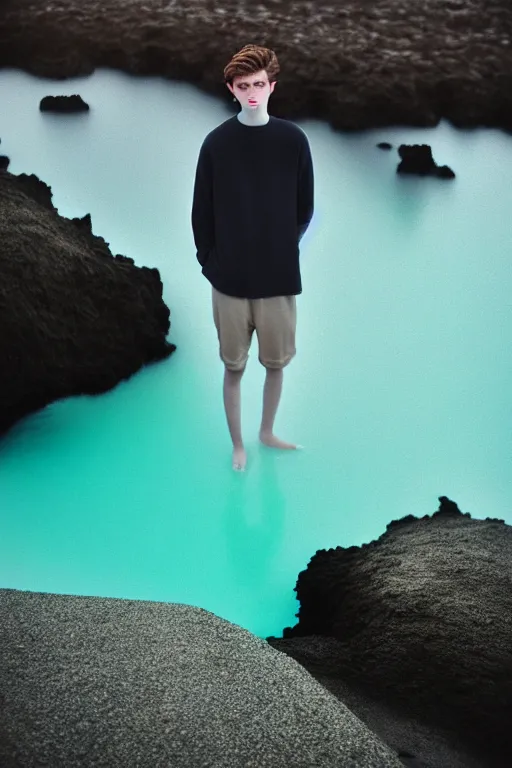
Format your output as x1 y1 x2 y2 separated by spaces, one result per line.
259 431 299 450
232 445 247 471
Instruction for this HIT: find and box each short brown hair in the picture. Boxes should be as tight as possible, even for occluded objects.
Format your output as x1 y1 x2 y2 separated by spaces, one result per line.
223 44 280 86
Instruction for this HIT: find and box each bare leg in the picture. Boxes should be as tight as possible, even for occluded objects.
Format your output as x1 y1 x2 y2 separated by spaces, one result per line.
259 368 298 450
223 367 247 471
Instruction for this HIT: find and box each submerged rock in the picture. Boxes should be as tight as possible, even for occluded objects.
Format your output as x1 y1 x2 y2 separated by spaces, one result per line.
267 497 512 767
0 588 404 768
0 167 175 436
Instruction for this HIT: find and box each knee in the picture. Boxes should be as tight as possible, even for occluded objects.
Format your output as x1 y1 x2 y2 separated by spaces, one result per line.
225 364 246 378
261 363 284 374
260 355 293 371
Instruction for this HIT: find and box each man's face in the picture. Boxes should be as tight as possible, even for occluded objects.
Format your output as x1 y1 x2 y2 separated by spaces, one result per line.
228 70 276 109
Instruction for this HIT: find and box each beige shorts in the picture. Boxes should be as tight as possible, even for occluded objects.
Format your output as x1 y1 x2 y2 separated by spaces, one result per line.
212 287 297 371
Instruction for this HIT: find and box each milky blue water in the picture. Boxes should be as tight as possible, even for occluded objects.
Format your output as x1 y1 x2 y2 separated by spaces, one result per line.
1 67 511 639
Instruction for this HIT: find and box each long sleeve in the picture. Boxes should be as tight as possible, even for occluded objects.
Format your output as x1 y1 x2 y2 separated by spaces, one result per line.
191 141 215 267
297 136 314 243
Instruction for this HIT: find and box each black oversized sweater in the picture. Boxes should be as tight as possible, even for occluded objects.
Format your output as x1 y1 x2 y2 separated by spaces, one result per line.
191 115 314 299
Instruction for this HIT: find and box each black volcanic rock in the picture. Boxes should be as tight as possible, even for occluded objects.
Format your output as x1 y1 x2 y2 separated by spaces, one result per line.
0 167 176 436
39 94 89 112
397 144 456 178
0 0 511 133
267 497 512 767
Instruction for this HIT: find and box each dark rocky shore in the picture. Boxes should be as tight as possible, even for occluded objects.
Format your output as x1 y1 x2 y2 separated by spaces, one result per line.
268 496 512 767
0 167 175 435
0 0 511 133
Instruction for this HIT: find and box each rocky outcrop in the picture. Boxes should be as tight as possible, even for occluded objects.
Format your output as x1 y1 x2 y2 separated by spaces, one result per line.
0 0 511 133
378 142 456 178
40 94 89 112
267 497 512 767
396 144 455 178
0 588 405 768
0 166 175 436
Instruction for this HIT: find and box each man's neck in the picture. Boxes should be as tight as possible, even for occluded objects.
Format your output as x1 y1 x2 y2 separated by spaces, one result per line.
237 106 270 127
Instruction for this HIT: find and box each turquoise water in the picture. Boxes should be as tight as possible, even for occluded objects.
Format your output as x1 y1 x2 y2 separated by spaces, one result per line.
1 68 511 639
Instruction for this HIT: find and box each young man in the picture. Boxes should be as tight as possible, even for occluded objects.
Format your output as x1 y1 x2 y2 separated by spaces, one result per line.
191 45 314 471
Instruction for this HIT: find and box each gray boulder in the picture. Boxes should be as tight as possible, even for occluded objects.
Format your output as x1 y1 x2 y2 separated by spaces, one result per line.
0 588 404 768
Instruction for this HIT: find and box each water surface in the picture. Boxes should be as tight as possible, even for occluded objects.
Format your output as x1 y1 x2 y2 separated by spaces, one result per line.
1 68 511 638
